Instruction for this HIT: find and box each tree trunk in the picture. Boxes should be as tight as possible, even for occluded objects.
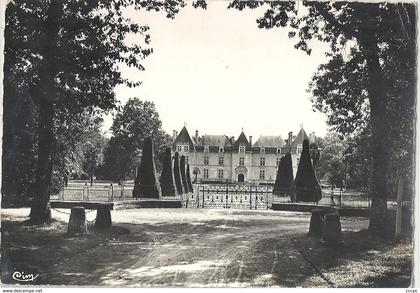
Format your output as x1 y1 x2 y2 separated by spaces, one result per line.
29 95 55 224
29 0 63 224
359 31 391 236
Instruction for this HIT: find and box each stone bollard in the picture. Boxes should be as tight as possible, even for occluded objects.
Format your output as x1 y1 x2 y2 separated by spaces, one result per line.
94 207 112 229
321 213 343 246
67 206 88 236
308 209 325 237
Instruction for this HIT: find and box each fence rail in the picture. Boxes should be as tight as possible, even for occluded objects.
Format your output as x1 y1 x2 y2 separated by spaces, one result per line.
52 182 369 209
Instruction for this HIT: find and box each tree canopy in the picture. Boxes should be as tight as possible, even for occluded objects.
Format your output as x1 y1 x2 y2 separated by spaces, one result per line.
99 98 170 181
4 0 186 223
229 0 416 235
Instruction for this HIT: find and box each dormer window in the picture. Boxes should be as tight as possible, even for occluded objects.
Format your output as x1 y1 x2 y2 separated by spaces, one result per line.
297 144 303 154
260 148 265 154
204 145 209 153
184 145 189 152
219 147 224 153
276 148 281 155
239 146 245 153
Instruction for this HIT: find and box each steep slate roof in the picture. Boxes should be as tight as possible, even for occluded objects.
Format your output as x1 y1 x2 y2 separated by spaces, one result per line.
173 126 194 146
291 128 309 148
253 136 285 148
197 135 232 147
233 131 250 147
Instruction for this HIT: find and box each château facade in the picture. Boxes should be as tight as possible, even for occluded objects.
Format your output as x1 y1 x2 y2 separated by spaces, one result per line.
171 126 315 184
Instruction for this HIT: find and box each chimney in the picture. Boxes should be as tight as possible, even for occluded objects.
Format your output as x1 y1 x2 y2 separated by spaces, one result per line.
249 136 253 146
309 132 316 144
195 130 199 143
288 131 293 146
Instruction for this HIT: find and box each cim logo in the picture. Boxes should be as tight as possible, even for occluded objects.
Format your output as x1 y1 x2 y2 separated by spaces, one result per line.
12 271 39 282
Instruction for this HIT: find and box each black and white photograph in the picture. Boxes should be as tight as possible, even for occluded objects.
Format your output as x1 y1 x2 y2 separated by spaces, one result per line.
0 0 418 289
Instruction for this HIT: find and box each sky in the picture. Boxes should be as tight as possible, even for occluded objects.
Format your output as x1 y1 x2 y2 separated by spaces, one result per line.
103 1 331 140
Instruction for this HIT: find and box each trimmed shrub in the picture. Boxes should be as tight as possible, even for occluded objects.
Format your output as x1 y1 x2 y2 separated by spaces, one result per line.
180 155 189 193
273 156 285 195
294 139 322 202
273 153 295 201
132 137 161 199
159 147 177 197
173 152 184 194
186 164 193 193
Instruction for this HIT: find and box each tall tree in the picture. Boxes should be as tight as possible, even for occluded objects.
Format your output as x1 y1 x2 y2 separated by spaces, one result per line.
316 132 348 188
4 0 186 224
132 137 160 199
295 139 322 202
159 147 177 197
99 98 170 181
229 1 416 235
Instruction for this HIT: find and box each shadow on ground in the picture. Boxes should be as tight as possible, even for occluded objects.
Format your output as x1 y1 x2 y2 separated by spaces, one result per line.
0 209 412 287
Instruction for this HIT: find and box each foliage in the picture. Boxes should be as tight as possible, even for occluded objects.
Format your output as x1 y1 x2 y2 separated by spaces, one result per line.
229 1 416 234
133 137 160 198
273 154 295 201
173 152 184 194
98 98 171 181
316 132 348 188
159 147 177 197
5 0 187 222
272 156 284 195
179 156 189 193
186 164 193 193
294 139 322 202
2 86 38 207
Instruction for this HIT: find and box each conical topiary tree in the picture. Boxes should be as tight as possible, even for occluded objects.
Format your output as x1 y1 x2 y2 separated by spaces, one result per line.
180 155 189 193
186 164 194 193
284 153 296 202
132 137 161 199
159 147 177 197
294 139 322 202
273 153 295 200
273 156 285 195
173 152 184 195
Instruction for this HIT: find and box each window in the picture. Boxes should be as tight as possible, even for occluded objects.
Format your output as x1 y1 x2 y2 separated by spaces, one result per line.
260 157 265 166
297 144 303 154
239 157 245 166
218 169 224 179
218 157 224 166
177 145 182 151
297 157 300 165
185 156 189 165
219 147 224 153
276 157 281 167
204 145 209 153
204 156 209 165
184 145 189 152
260 148 265 154
276 148 281 155
203 169 209 179
260 170 265 180
239 146 245 153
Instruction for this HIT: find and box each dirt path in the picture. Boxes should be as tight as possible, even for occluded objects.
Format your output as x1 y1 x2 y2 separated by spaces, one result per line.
2 208 370 287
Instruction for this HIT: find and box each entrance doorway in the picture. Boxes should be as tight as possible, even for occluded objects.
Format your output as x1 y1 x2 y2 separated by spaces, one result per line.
237 173 245 182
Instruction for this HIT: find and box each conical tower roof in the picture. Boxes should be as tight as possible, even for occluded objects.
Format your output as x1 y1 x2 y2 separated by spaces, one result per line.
233 131 250 147
174 126 194 146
